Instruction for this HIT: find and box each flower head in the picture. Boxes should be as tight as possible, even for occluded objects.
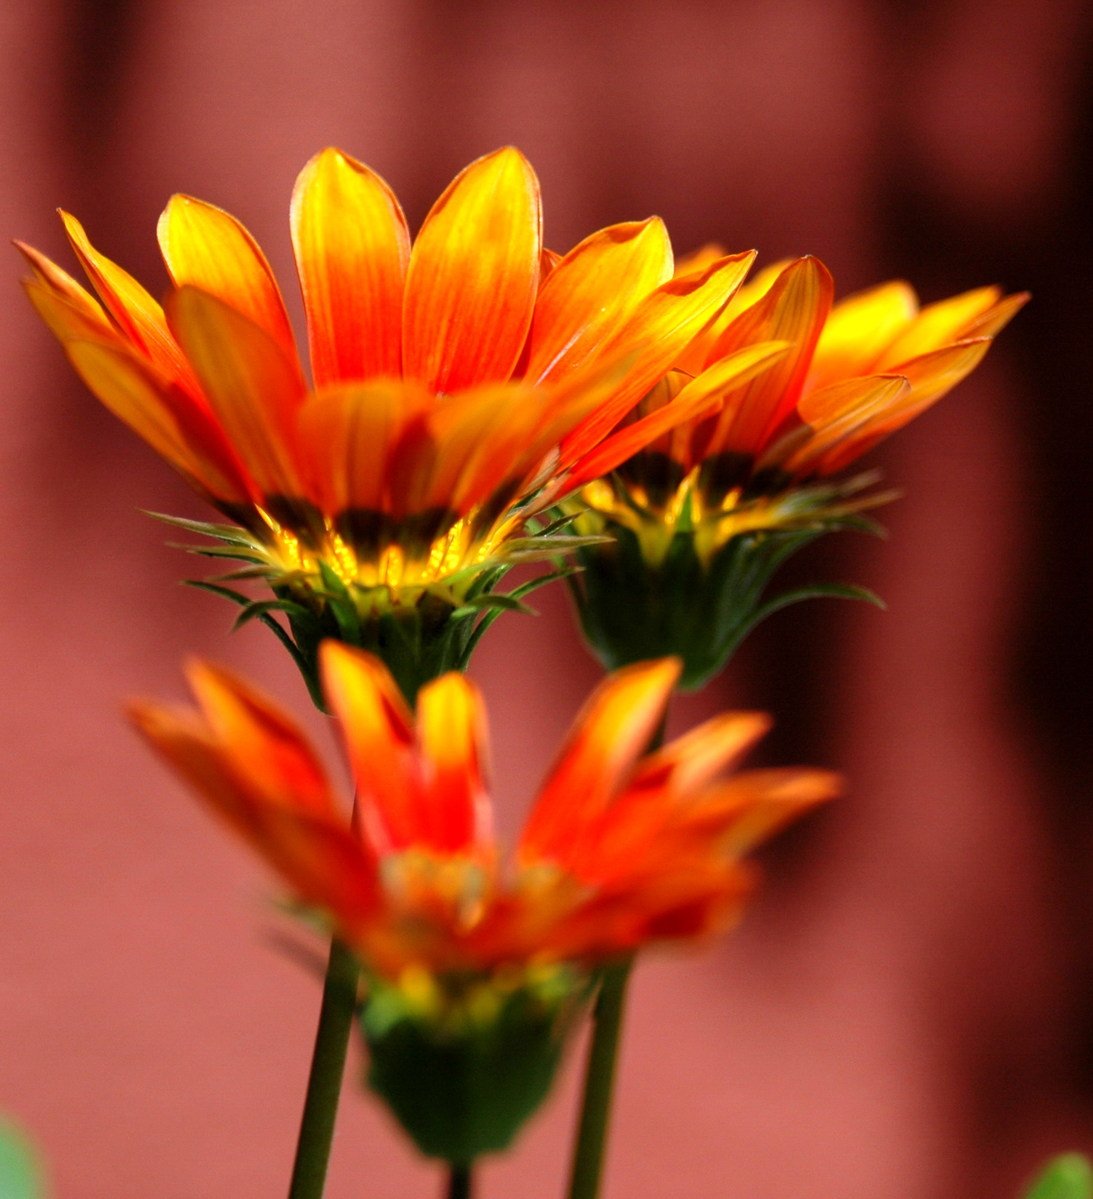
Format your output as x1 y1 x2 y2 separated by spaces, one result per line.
565 255 1026 686
129 644 836 1158
130 641 837 977
20 149 757 692
573 254 1027 559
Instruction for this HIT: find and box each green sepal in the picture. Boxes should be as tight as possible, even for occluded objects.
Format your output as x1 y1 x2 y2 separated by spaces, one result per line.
0 1121 45 1199
360 969 591 1165
1024 1154 1093 1199
569 517 883 690
153 506 598 704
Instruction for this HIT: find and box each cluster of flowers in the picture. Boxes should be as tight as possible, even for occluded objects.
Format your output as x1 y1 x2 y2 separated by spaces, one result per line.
21 147 1023 1185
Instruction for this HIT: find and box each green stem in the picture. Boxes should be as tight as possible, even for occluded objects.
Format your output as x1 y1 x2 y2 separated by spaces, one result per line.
446 1163 473 1199
566 960 634 1199
288 938 359 1199
566 708 666 1199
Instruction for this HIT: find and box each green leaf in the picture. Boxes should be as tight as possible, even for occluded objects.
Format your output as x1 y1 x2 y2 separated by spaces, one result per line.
0 1121 45 1199
1024 1154 1093 1199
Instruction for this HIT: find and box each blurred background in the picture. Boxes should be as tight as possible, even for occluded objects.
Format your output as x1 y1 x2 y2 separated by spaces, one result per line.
2 1 1091 1195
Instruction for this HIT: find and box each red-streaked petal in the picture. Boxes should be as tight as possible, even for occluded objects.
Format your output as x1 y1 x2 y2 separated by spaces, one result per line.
402 147 542 393
558 250 758 467
415 673 492 853
804 341 991 475
295 379 426 517
291 147 410 386
678 257 791 373
780 375 911 477
22 275 116 347
629 711 773 794
158 194 298 367
16 240 116 338
961 291 1029 338
185 661 337 815
129 700 377 921
806 281 919 390
877 285 1002 368
520 658 681 863
59 211 196 385
562 341 790 492
166 285 307 500
319 643 422 855
699 256 834 458
524 217 673 383
61 338 254 504
411 381 544 516
693 768 842 854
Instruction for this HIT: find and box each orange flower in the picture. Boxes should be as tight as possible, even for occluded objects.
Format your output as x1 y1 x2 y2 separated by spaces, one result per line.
129 643 838 981
571 254 1027 560
19 149 758 615
563 256 1026 688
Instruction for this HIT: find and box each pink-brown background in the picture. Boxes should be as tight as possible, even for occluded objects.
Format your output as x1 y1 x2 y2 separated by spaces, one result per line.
3 2 1091 1196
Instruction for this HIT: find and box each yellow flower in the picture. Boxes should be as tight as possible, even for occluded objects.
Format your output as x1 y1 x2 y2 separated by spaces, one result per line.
565 256 1026 687
573 255 1027 563
19 149 762 695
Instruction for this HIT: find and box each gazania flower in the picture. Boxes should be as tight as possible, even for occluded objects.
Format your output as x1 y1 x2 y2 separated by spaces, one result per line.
129 641 838 1160
566 254 1026 687
19 148 761 697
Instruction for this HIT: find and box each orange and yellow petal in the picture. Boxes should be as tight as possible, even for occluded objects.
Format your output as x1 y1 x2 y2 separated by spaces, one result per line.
563 340 790 491
60 211 198 388
806 280 919 391
520 658 681 866
61 338 255 505
158 194 299 369
700 256 834 458
558 250 757 467
319 642 424 855
402 147 542 394
524 217 673 383
415 673 492 854
291 147 410 386
166 285 308 502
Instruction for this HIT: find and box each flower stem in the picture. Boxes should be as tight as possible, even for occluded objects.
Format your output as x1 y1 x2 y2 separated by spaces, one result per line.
566 959 634 1199
566 708 665 1199
288 937 359 1199
447 1163 473 1199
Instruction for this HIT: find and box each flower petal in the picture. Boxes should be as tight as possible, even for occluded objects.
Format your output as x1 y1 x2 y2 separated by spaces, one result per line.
158 194 299 367
59 211 197 385
698 256 833 458
558 250 758 467
319 643 423 855
129 696 376 921
61 338 254 504
562 341 790 491
166 285 307 501
415 673 492 853
877 285 1002 368
16 240 116 339
185 661 336 815
524 218 673 383
778 374 912 476
696 768 841 854
520 658 681 864
295 379 427 518
291 147 410 386
402 147 542 393
806 280 919 390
